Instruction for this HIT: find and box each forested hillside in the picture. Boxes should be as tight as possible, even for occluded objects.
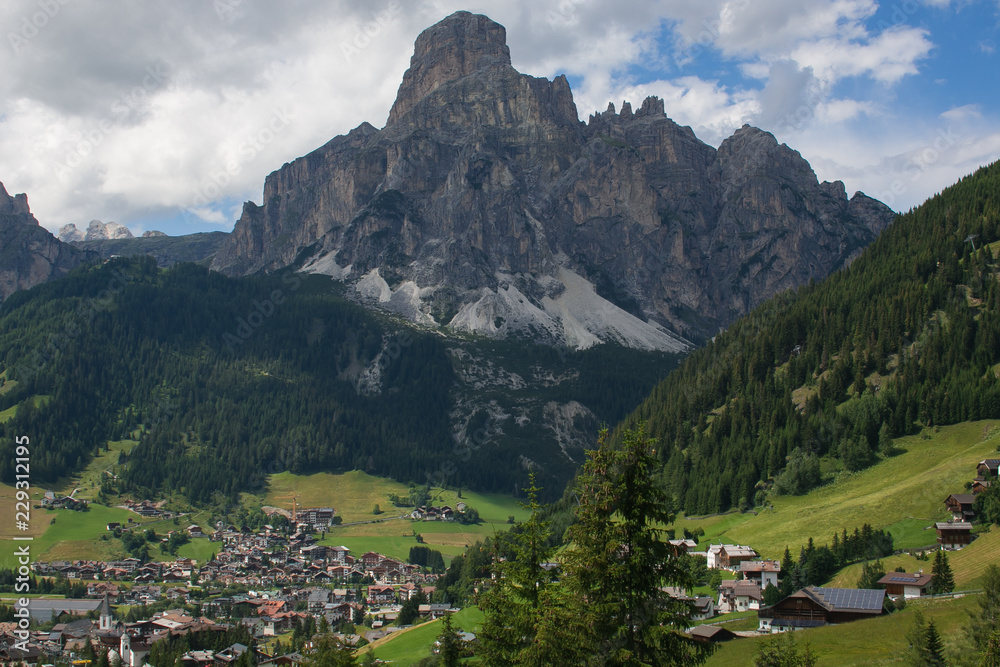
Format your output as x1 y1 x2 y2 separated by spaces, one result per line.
0 259 679 502
624 161 1000 515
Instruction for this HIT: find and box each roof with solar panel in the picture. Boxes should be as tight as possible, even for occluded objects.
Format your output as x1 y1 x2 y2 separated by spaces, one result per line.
806 587 885 611
876 572 933 587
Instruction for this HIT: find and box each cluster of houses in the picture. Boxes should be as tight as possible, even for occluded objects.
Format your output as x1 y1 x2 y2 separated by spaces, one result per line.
31 559 198 584
972 458 998 495
937 457 998 549
0 596 291 667
408 503 468 521
8 537 452 666
683 539 946 643
120 499 174 519
38 491 88 511
0 581 459 667
260 508 337 533
30 534 438 592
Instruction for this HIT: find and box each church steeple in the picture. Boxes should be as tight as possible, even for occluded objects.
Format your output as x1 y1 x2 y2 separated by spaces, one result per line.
99 593 112 631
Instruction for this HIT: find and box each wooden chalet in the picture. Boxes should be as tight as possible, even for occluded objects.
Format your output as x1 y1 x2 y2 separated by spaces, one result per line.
667 539 697 555
876 572 934 598
935 521 974 548
978 459 1000 480
972 477 993 495
758 587 885 631
944 493 976 521
689 625 737 644
720 545 759 570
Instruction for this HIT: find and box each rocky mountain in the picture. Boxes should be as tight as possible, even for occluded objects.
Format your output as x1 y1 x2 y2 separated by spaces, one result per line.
59 219 135 242
67 231 228 268
211 12 894 348
0 182 91 303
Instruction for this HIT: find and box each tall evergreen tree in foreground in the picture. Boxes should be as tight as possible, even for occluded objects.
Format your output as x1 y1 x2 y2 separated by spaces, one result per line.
302 635 356 667
478 474 558 664
907 611 949 666
560 424 713 666
437 612 462 667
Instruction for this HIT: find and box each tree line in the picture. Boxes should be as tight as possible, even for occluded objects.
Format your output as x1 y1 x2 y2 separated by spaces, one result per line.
616 160 1000 515
0 257 680 504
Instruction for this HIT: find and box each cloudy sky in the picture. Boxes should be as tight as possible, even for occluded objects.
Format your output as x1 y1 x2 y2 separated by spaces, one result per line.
1 0 998 237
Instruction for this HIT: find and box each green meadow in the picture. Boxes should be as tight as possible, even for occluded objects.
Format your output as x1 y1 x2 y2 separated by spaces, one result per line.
263 470 528 562
705 593 982 666
358 606 484 665
672 420 1000 559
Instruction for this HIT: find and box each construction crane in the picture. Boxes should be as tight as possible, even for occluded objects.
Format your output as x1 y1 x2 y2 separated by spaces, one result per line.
965 234 978 252
272 493 300 524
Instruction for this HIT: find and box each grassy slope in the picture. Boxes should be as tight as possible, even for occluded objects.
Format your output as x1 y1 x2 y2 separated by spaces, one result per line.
704 594 981 666
0 394 49 423
671 420 1000 559
265 470 528 562
824 526 1000 589
358 606 484 665
48 439 138 499
0 504 140 568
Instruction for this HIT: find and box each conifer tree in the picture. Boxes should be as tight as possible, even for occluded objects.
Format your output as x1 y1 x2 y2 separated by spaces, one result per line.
755 632 817 666
931 550 955 595
437 612 462 667
478 474 556 665
762 583 783 607
979 630 1000 667
967 565 1000 655
906 610 929 666
561 425 714 666
922 620 947 666
857 560 886 590
302 635 356 667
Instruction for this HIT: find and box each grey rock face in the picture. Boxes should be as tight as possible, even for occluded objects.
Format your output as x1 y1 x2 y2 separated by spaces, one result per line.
0 182 91 303
60 220 134 242
212 11 894 346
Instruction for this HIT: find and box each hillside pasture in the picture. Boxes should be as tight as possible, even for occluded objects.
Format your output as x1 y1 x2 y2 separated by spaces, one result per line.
674 421 1000 559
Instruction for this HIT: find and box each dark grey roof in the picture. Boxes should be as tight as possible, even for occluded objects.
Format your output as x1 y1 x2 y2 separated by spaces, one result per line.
690 625 735 639
21 599 103 621
816 587 885 611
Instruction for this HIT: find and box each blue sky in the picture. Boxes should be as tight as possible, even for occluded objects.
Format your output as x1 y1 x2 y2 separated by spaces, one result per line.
0 0 997 237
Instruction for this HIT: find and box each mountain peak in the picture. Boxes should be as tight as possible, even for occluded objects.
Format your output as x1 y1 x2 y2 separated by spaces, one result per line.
387 12 512 125
0 181 32 219
0 182 90 302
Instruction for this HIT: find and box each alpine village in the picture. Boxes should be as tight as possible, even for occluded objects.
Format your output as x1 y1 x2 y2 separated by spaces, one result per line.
2 9 1000 667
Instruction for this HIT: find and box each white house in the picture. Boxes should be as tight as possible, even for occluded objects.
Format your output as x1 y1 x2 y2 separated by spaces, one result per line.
740 560 781 590
718 580 762 613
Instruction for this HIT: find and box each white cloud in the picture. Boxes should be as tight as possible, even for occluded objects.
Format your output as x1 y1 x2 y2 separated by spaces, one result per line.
814 98 878 123
789 26 932 84
0 0 993 236
940 104 982 121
